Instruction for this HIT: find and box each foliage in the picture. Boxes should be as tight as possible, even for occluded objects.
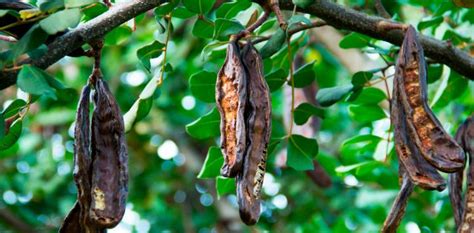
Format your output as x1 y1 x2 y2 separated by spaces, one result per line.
0 0 473 232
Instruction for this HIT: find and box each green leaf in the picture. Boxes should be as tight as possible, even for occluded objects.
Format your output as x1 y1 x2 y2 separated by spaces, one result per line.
351 71 374 87
433 70 468 108
260 28 287 59
287 15 312 31
124 73 163 132
268 138 283 156
189 71 217 103
136 41 165 72
291 62 315 88
154 0 179 17
172 7 195 19
39 0 65 11
82 2 108 21
287 134 319 171
11 25 48 59
0 119 22 151
293 103 325 125
192 18 215 39
316 85 354 107
216 176 236 198
348 104 386 124
2 100 27 118
292 0 313 8
417 16 444 31
105 26 133 46
342 134 383 147
216 0 251 19
185 108 220 139
339 32 371 49
17 65 56 99
348 87 386 105
39 9 81 35
183 0 216 14
443 29 470 45
214 19 244 41
265 69 287 92
197 147 224 179
65 0 96 8
427 64 444 84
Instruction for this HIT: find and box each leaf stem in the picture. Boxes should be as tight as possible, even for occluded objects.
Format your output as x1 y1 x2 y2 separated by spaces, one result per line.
157 13 173 86
287 37 295 136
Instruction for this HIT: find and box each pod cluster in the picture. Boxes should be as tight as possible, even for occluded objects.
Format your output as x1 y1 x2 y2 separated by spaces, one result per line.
216 41 272 225
383 25 466 232
60 72 128 232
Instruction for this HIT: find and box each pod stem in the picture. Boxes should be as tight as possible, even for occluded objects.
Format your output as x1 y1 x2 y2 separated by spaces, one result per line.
233 9 270 41
87 39 104 85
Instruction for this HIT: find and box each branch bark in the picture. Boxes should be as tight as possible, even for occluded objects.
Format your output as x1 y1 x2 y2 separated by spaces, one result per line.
272 0 474 80
0 0 473 90
0 0 163 90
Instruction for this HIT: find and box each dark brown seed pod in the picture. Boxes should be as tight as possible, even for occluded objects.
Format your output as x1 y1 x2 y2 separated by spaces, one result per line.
396 25 465 173
460 116 474 233
381 166 414 233
73 85 94 230
391 66 445 191
216 41 247 178
89 78 128 228
236 42 271 225
449 120 468 228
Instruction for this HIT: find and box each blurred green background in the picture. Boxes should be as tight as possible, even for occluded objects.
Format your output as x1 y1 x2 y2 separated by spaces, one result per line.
0 0 473 232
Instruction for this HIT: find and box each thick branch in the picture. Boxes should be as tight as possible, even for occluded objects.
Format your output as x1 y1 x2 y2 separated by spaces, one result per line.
0 0 163 90
272 0 474 80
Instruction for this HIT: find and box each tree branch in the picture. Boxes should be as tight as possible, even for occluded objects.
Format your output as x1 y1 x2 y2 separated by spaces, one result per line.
267 0 474 80
0 207 36 233
0 0 163 90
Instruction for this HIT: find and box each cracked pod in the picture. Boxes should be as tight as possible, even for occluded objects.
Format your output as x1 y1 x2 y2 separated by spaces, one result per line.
395 25 465 172
216 41 247 177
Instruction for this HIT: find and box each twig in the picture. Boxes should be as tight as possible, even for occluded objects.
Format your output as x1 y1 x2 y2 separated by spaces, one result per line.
253 20 327 44
233 9 271 41
0 0 163 90
269 0 287 30
374 0 391 19
287 37 295 136
0 207 36 233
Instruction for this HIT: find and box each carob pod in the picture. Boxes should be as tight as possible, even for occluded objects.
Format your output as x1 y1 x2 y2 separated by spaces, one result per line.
449 120 468 228
391 62 445 191
459 117 474 233
89 77 129 228
396 25 464 172
236 42 272 225
216 41 247 178
381 165 414 233
60 84 106 233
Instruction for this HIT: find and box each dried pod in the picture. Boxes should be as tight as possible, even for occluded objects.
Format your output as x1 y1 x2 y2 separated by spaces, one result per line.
236 43 272 225
73 85 94 230
391 66 445 191
449 120 468 228
381 166 414 233
89 78 128 228
396 25 464 172
460 117 474 233
216 41 247 177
